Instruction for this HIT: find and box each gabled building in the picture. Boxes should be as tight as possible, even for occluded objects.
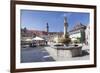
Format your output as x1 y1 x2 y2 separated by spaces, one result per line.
69 23 86 43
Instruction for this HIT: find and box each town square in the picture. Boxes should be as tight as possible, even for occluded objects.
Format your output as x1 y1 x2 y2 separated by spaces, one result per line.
21 10 90 63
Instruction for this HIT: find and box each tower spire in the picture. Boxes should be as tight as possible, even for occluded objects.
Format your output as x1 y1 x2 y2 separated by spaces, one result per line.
46 22 49 34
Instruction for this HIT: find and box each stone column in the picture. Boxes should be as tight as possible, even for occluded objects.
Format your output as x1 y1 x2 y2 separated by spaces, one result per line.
63 17 68 38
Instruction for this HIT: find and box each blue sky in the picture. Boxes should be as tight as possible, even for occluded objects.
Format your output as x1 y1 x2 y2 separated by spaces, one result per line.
21 10 89 32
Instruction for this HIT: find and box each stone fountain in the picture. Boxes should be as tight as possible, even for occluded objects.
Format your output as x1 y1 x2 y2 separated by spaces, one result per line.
45 17 82 61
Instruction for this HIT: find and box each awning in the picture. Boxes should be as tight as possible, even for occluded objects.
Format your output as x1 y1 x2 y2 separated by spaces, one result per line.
32 36 45 41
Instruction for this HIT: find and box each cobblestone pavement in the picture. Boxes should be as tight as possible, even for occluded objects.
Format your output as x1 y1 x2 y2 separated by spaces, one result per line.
21 45 90 63
21 46 55 63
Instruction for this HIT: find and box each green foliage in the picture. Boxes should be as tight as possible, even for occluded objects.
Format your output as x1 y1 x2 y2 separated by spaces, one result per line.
74 37 81 44
58 33 71 44
58 37 71 44
64 33 69 38
23 27 27 33
74 40 78 44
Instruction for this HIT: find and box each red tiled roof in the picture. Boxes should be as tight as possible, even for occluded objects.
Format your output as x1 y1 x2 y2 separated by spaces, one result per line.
21 29 63 37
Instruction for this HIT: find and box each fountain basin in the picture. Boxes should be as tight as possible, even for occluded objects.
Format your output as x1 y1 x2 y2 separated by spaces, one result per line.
45 45 82 60
53 45 82 56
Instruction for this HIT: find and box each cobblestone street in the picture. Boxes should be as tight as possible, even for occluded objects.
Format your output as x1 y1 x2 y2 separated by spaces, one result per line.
21 46 55 63
21 45 89 63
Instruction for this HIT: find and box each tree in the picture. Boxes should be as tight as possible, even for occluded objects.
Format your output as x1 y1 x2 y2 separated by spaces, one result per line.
58 33 71 45
23 27 27 33
73 37 81 44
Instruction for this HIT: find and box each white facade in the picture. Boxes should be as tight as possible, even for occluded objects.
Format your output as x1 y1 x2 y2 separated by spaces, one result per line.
69 23 86 43
70 32 81 42
85 25 90 46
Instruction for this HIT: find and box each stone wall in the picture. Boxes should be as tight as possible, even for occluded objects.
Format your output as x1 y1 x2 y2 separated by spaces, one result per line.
44 46 82 61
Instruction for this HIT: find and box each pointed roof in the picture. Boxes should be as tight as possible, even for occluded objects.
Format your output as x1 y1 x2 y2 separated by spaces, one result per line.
69 22 86 32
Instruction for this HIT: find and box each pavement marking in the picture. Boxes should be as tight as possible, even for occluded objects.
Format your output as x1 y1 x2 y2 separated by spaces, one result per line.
43 55 51 58
42 51 47 52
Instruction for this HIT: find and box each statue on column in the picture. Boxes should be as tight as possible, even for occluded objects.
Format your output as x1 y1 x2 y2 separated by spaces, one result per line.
55 16 71 45
63 16 68 38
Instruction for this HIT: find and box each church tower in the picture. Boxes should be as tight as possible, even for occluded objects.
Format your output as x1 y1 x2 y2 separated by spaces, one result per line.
46 22 49 34
64 17 68 38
